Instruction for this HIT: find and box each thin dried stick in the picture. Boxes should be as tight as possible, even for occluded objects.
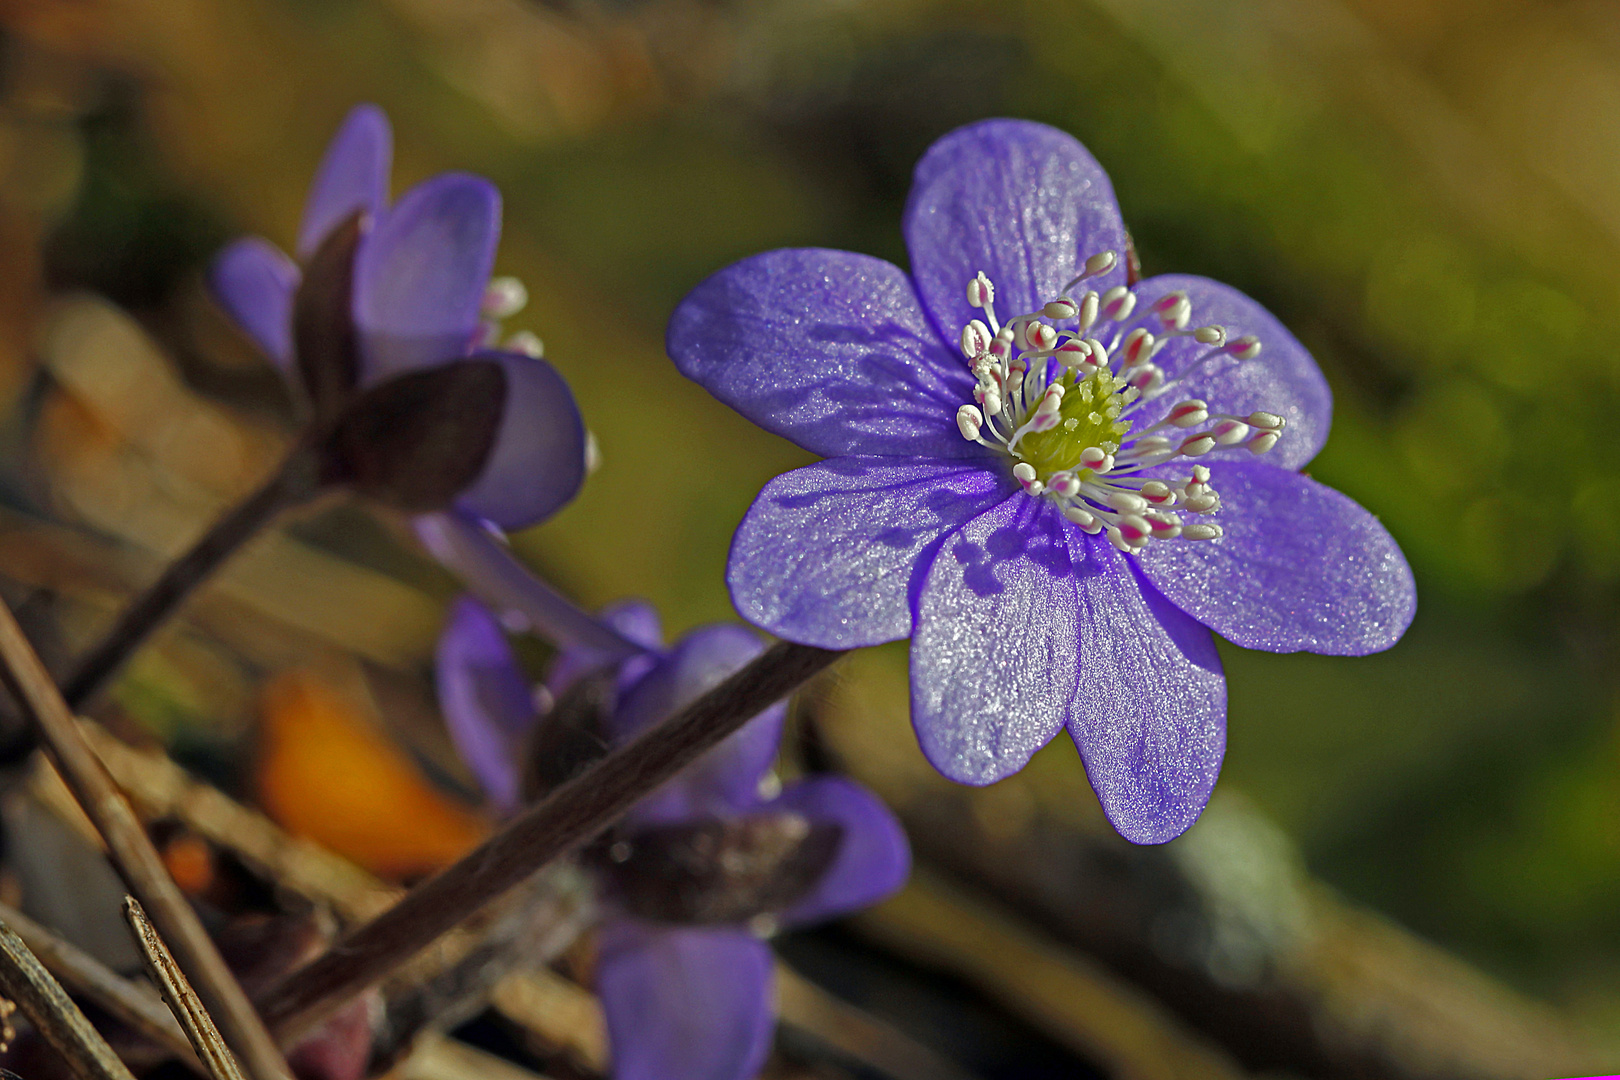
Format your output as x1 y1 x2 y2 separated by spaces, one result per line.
123 898 246 1080
60 448 317 712
0 598 292 1080
0 900 196 1065
0 916 137 1080
257 641 844 1041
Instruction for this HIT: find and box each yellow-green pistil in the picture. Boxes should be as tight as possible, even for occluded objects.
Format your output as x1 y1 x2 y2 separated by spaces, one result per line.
1013 365 1133 482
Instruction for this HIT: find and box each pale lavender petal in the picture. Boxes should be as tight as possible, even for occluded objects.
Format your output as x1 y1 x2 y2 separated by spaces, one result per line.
1134 460 1416 655
1065 534 1225 845
771 776 909 927
904 119 1127 350
414 510 644 659
910 494 1075 784
453 350 586 531
298 104 392 259
668 248 987 459
1123 276 1332 470
547 599 664 701
729 457 1012 649
615 625 784 823
595 920 774 1080
435 595 536 812
210 237 298 371
355 173 499 381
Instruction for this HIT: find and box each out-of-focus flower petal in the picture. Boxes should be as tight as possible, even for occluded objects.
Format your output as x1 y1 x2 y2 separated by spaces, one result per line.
729 457 1011 649
298 104 392 259
595 921 775 1080
1065 536 1226 845
904 118 1127 347
1135 460 1416 655
910 496 1075 784
771 776 909 927
453 350 586 531
548 599 664 701
210 237 298 371
614 625 784 823
1125 276 1332 470
668 248 988 459
355 172 500 381
435 595 536 812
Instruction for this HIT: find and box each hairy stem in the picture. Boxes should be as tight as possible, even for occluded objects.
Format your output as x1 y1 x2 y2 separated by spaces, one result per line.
61 445 319 712
256 640 845 1042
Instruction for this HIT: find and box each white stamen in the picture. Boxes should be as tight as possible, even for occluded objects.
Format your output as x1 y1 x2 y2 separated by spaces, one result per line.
1043 298 1078 320
1227 335 1262 360
1121 328 1154 368
1078 446 1114 474
482 276 529 319
1211 419 1251 445
1179 433 1216 456
504 330 544 358
1192 325 1227 346
1183 523 1223 541
1076 292 1099 332
961 319 992 359
1168 400 1208 428
967 272 995 308
957 404 984 440
1247 431 1280 454
1100 285 1136 321
1083 251 1117 277
1247 411 1285 431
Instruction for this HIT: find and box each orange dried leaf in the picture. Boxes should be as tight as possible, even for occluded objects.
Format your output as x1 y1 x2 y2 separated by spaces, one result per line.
257 670 489 879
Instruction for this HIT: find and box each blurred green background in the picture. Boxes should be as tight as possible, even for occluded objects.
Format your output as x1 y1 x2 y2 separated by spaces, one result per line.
2 0 1619 1072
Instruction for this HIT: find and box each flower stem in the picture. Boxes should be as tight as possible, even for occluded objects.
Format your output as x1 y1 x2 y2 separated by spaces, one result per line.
255 639 846 1042
60 445 320 712
414 511 644 659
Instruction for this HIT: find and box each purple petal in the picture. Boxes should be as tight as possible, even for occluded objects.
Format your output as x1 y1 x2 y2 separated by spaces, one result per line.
770 776 909 927
904 119 1127 350
910 494 1074 784
729 457 1012 649
668 248 987 459
1065 535 1226 845
298 104 392 259
1123 276 1332 470
435 595 536 812
614 625 784 824
355 173 500 381
1134 460 1416 655
595 920 775 1080
547 599 664 701
210 237 298 371
452 350 586 531
414 511 649 659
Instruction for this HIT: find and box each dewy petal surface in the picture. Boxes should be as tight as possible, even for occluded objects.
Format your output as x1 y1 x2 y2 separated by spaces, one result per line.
1135 460 1416 655
354 172 500 382
595 921 774 1080
770 775 910 928
453 350 587 531
435 595 536 813
904 118 1127 348
668 248 987 459
911 495 1076 784
1064 535 1226 845
614 625 785 824
210 237 298 371
298 104 392 259
729 457 1011 649
1126 275 1332 470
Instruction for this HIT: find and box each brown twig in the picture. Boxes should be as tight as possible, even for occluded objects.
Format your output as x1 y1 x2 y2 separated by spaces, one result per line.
257 641 844 1042
0 916 137 1080
123 898 247 1080
0 598 292 1080
0 900 197 1066
60 447 318 712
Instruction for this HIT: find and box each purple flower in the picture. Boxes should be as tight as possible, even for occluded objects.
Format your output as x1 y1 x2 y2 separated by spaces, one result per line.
667 119 1416 844
210 105 585 530
435 595 910 1080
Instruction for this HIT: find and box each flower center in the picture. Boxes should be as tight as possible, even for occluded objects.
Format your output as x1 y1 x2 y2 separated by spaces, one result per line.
952 253 1285 552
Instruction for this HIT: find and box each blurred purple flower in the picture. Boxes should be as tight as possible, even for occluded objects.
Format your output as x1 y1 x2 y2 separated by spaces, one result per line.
210 104 584 530
436 594 909 1080
666 119 1416 844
